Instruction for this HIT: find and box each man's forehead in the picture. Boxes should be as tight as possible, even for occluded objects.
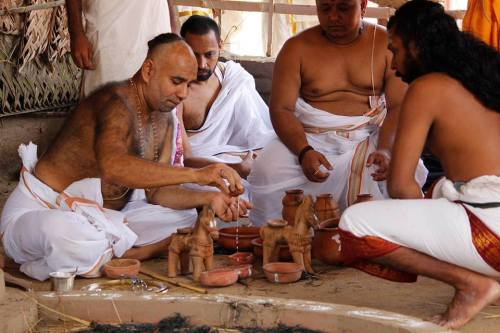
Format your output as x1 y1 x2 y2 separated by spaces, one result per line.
316 0 359 5
185 31 219 47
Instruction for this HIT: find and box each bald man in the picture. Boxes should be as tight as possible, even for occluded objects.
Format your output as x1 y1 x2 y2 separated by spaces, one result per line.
0 34 249 281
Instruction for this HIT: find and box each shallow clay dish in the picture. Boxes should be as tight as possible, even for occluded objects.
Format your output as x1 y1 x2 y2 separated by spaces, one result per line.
199 268 239 287
263 262 302 284
251 238 293 261
267 219 288 228
230 264 253 279
217 226 260 250
103 259 140 279
227 252 254 265
319 217 340 229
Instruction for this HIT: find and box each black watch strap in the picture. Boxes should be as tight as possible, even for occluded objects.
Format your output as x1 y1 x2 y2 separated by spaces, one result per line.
298 145 314 165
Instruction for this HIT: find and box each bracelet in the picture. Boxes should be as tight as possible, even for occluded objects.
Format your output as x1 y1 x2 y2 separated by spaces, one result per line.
298 145 314 165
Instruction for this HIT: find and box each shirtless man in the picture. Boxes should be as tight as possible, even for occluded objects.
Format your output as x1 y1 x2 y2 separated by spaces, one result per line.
0 34 248 281
248 0 427 225
339 0 500 328
178 15 275 179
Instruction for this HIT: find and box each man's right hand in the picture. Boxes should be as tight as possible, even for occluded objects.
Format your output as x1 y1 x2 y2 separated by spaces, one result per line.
209 193 253 221
300 149 333 182
70 33 96 70
195 163 244 196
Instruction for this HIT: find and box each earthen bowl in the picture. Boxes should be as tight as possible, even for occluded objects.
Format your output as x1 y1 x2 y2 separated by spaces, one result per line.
227 252 254 265
263 262 302 284
103 259 140 279
199 268 239 287
217 227 260 250
230 264 253 279
251 238 293 261
267 219 288 228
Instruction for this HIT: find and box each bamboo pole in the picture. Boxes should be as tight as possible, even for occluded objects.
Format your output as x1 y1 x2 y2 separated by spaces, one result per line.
266 0 274 57
0 0 65 16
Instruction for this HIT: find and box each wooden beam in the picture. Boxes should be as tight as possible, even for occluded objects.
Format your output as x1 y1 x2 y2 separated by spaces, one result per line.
0 0 64 16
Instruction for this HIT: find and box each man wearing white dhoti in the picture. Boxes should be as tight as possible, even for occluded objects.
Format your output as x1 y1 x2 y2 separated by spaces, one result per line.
339 1 500 329
66 0 178 96
248 0 427 225
179 16 275 178
0 35 248 281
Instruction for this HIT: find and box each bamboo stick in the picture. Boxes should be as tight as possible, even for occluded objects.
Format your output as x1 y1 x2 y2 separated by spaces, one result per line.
0 0 65 16
139 267 208 294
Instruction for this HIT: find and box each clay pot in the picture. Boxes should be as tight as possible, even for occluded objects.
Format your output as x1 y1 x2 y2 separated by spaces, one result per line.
311 227 343 265
319 218 339 229
251 238 293 261
227 252 254 265
282 189 304 226
355 193 373 204
103 259 140 279
230 264 253 279
217 227 260 251
314 194 340 223
199 268 239 287
263 262 302 283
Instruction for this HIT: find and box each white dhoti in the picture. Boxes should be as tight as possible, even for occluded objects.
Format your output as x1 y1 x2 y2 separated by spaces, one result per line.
187 61 275 164
339 176 500 280
82 0 170 96
0 143 137 281
248 97 428 226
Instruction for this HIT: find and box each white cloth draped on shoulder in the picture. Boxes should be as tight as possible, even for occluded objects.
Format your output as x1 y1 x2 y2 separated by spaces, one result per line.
248 97 428 226
187 61 275 164
0 143 137 281
82 0 170 96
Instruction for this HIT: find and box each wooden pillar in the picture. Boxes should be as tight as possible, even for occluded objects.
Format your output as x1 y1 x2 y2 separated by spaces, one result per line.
266 0 274 57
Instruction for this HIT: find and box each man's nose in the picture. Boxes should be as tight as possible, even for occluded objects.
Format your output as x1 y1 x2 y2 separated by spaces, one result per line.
197 56 208 68
390 57 397 70
177 83 189 100
329 10 339 20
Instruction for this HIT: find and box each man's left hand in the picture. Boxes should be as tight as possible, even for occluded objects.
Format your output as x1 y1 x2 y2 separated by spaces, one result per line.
367 150 391 181
209 193 253 221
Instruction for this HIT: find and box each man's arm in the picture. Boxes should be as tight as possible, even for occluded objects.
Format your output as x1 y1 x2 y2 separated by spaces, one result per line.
167 0 179 33
388 78 436 198
95 98 243 194
270 38 332 182
65 0 95 69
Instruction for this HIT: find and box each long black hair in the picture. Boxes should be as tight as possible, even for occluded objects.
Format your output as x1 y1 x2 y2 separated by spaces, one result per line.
388 0 500 112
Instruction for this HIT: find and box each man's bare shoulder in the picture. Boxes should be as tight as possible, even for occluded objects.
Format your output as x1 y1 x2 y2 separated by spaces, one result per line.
280 26 322 52
410 73 468 99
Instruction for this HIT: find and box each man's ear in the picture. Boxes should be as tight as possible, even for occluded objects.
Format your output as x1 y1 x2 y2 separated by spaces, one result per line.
408 41 419 59
141 59 155 84
218 39 223 50
361 0 368 15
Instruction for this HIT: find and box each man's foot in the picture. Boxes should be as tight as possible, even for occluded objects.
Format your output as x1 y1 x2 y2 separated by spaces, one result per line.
430 277 500 329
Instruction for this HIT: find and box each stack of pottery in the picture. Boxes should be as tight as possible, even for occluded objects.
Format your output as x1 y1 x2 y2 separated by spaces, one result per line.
314 193 340 223
281 189 304 226
354 193 373 204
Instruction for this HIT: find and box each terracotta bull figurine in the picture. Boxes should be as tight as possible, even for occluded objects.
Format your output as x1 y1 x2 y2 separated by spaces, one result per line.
260 195 320 274
167 205 218 281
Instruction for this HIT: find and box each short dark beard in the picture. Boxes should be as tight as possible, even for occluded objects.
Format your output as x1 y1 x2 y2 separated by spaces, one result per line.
197 69 213 82
397 55 425 83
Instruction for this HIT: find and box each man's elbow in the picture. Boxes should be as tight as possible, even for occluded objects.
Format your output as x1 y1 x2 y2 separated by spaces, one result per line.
387 178 422 199
98 157 121 184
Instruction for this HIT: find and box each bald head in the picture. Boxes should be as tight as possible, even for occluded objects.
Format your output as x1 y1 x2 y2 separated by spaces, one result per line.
139 34 197 113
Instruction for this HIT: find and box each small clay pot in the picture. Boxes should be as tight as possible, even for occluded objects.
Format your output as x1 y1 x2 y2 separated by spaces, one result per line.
263 262 302 283
281 189 304 226
217 227 260 251
314 193 340 223
319 218 340 229
311 227 343 265
251 238 293 261
103 259 140 279
199 268 238 287
230 264 253 279
227 252 254 265
355 193 373 204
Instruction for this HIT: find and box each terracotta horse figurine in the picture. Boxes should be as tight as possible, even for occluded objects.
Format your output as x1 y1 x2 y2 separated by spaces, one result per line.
260 195 320 274
167 205 218 281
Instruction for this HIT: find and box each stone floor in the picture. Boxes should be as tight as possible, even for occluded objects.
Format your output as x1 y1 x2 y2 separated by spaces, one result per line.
1 179 500 332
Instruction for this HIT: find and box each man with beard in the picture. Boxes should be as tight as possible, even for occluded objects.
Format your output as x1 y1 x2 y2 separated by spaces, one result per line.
178 16 275 180
339 0 500 329
0 34 249 281
248 0 428 226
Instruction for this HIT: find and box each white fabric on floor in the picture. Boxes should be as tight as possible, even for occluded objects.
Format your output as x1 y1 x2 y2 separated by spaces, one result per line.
248 97 428 226
82 0 170 96
339 176 500 277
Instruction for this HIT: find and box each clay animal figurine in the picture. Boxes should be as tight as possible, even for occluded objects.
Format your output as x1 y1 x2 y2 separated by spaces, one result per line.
167 205 218 281
260 195 320 274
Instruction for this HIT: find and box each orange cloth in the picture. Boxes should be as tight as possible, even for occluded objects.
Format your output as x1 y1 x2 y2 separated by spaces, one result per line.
463 0 500 50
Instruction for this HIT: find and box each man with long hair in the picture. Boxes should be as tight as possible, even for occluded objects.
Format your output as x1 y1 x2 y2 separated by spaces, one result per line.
339 0 500 329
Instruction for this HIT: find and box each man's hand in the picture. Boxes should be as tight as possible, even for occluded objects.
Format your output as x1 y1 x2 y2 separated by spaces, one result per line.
300 150 333 182
194 163 244 196
367 150 391 181
236 151 254 179
209 193 253 221
70 33 96 70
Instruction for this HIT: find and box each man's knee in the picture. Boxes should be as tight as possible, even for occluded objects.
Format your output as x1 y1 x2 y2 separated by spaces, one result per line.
339 203 369 233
